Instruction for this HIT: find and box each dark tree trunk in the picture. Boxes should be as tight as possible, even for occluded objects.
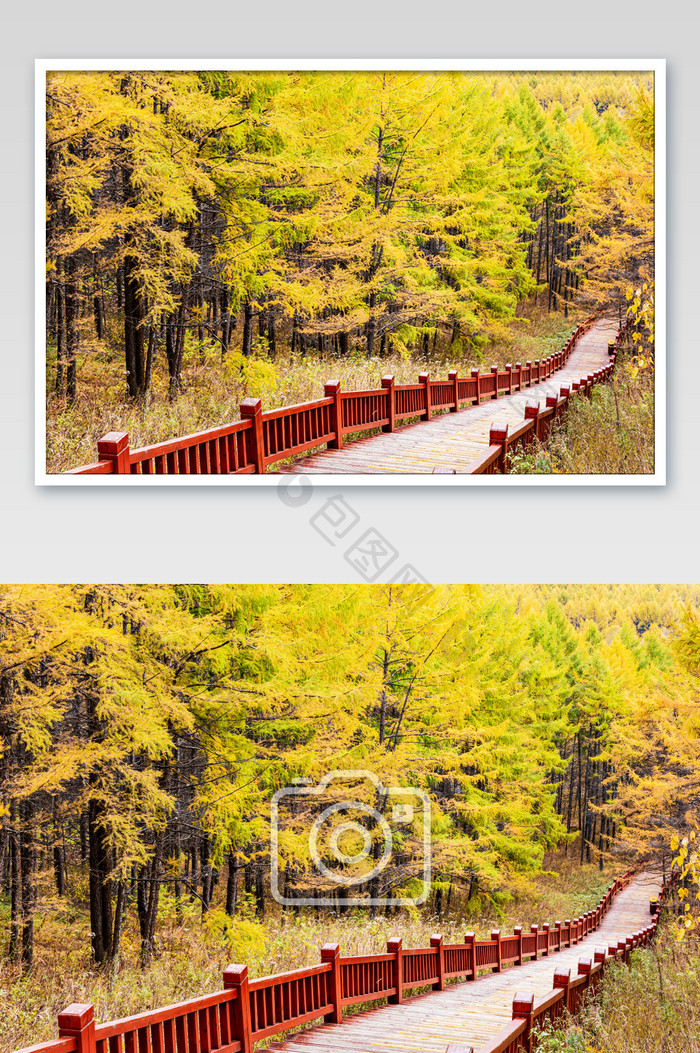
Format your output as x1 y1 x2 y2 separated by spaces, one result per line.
267 310 276 358
80 809 88 861
255 859 265 917
241 301 254 357
226 852 239 917
19 799 35 967
144 324 156 394
64 256 79 403
93 255 104 339
111 879 126 963
8 803 20 962
201 836 212 914
54 264 66 396
88 797 113 964
53 797 65 896
124 244 146 398
366 291 377 356
116 263 123 310
166 287 189 401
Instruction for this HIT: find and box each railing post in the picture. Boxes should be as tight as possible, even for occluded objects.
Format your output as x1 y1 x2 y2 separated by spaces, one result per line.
514 925 523 966
505 364 513 395
471 369 481 405
594 947 606 967
545 393 558 432
543 922 550 957
530 923 539 960
224 964 253 1053
240 398 265 473
491 930 502 973
564 919 571 947
534 359 541 382
618 939 628 964
559 384 570 405
97 432 130 474
448 369 459 412
608 943 619 960
325 381 344 449
553 967 571 1012
465 932 476 980
419 372 432 421
381 375 396 433
490 365 499 399
321 942 342 1023
525 360 532 388
490 423 508 473
58 1004 96 1053
512 993 535 1053
387 936 403 1004
554 921 562 951
514 362 522 391
431 934 445 990
578 956 592 998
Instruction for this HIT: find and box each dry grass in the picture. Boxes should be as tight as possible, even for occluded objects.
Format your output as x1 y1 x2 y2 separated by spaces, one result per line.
536 934 700 1053
45 309 577 473
0 856 616 1052
508 365 655 475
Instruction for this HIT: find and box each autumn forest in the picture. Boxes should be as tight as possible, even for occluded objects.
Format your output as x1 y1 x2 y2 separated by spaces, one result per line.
44 70 655 473
0 583 697 1051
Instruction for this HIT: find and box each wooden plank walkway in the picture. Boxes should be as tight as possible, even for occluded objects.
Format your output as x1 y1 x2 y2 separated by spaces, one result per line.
261 872 660 1053
276 318 617 474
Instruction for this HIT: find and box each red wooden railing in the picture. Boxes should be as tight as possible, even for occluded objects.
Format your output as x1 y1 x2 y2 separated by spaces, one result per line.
65 318 603 476
16 870 650 1053
447 870 670 1053
459 316 631 475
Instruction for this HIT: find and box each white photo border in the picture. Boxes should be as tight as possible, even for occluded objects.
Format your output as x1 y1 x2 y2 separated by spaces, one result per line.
35 58 666 487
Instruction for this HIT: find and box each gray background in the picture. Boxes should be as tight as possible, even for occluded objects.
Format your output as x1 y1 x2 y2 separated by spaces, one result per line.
2 1 696 584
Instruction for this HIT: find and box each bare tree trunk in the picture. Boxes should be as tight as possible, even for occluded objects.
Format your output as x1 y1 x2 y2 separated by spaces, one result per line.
19 799 35 967
225 852 239 917
241 301 254 357
8 803 20 962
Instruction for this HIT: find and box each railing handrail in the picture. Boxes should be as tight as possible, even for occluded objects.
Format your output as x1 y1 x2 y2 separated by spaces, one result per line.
92 986 238 1039
64 315 612 475
248 960 332 991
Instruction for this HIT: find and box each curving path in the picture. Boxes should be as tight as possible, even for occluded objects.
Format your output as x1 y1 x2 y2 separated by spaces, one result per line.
275 318 618 474
261 872 660 1053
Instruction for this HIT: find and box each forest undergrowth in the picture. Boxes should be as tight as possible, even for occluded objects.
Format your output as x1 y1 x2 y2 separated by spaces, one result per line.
508 361 655 475
535 935 700 1053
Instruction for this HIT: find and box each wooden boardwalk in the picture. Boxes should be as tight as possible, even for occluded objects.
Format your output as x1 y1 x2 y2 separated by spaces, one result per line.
276 318 617 474
261 872 659 1053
